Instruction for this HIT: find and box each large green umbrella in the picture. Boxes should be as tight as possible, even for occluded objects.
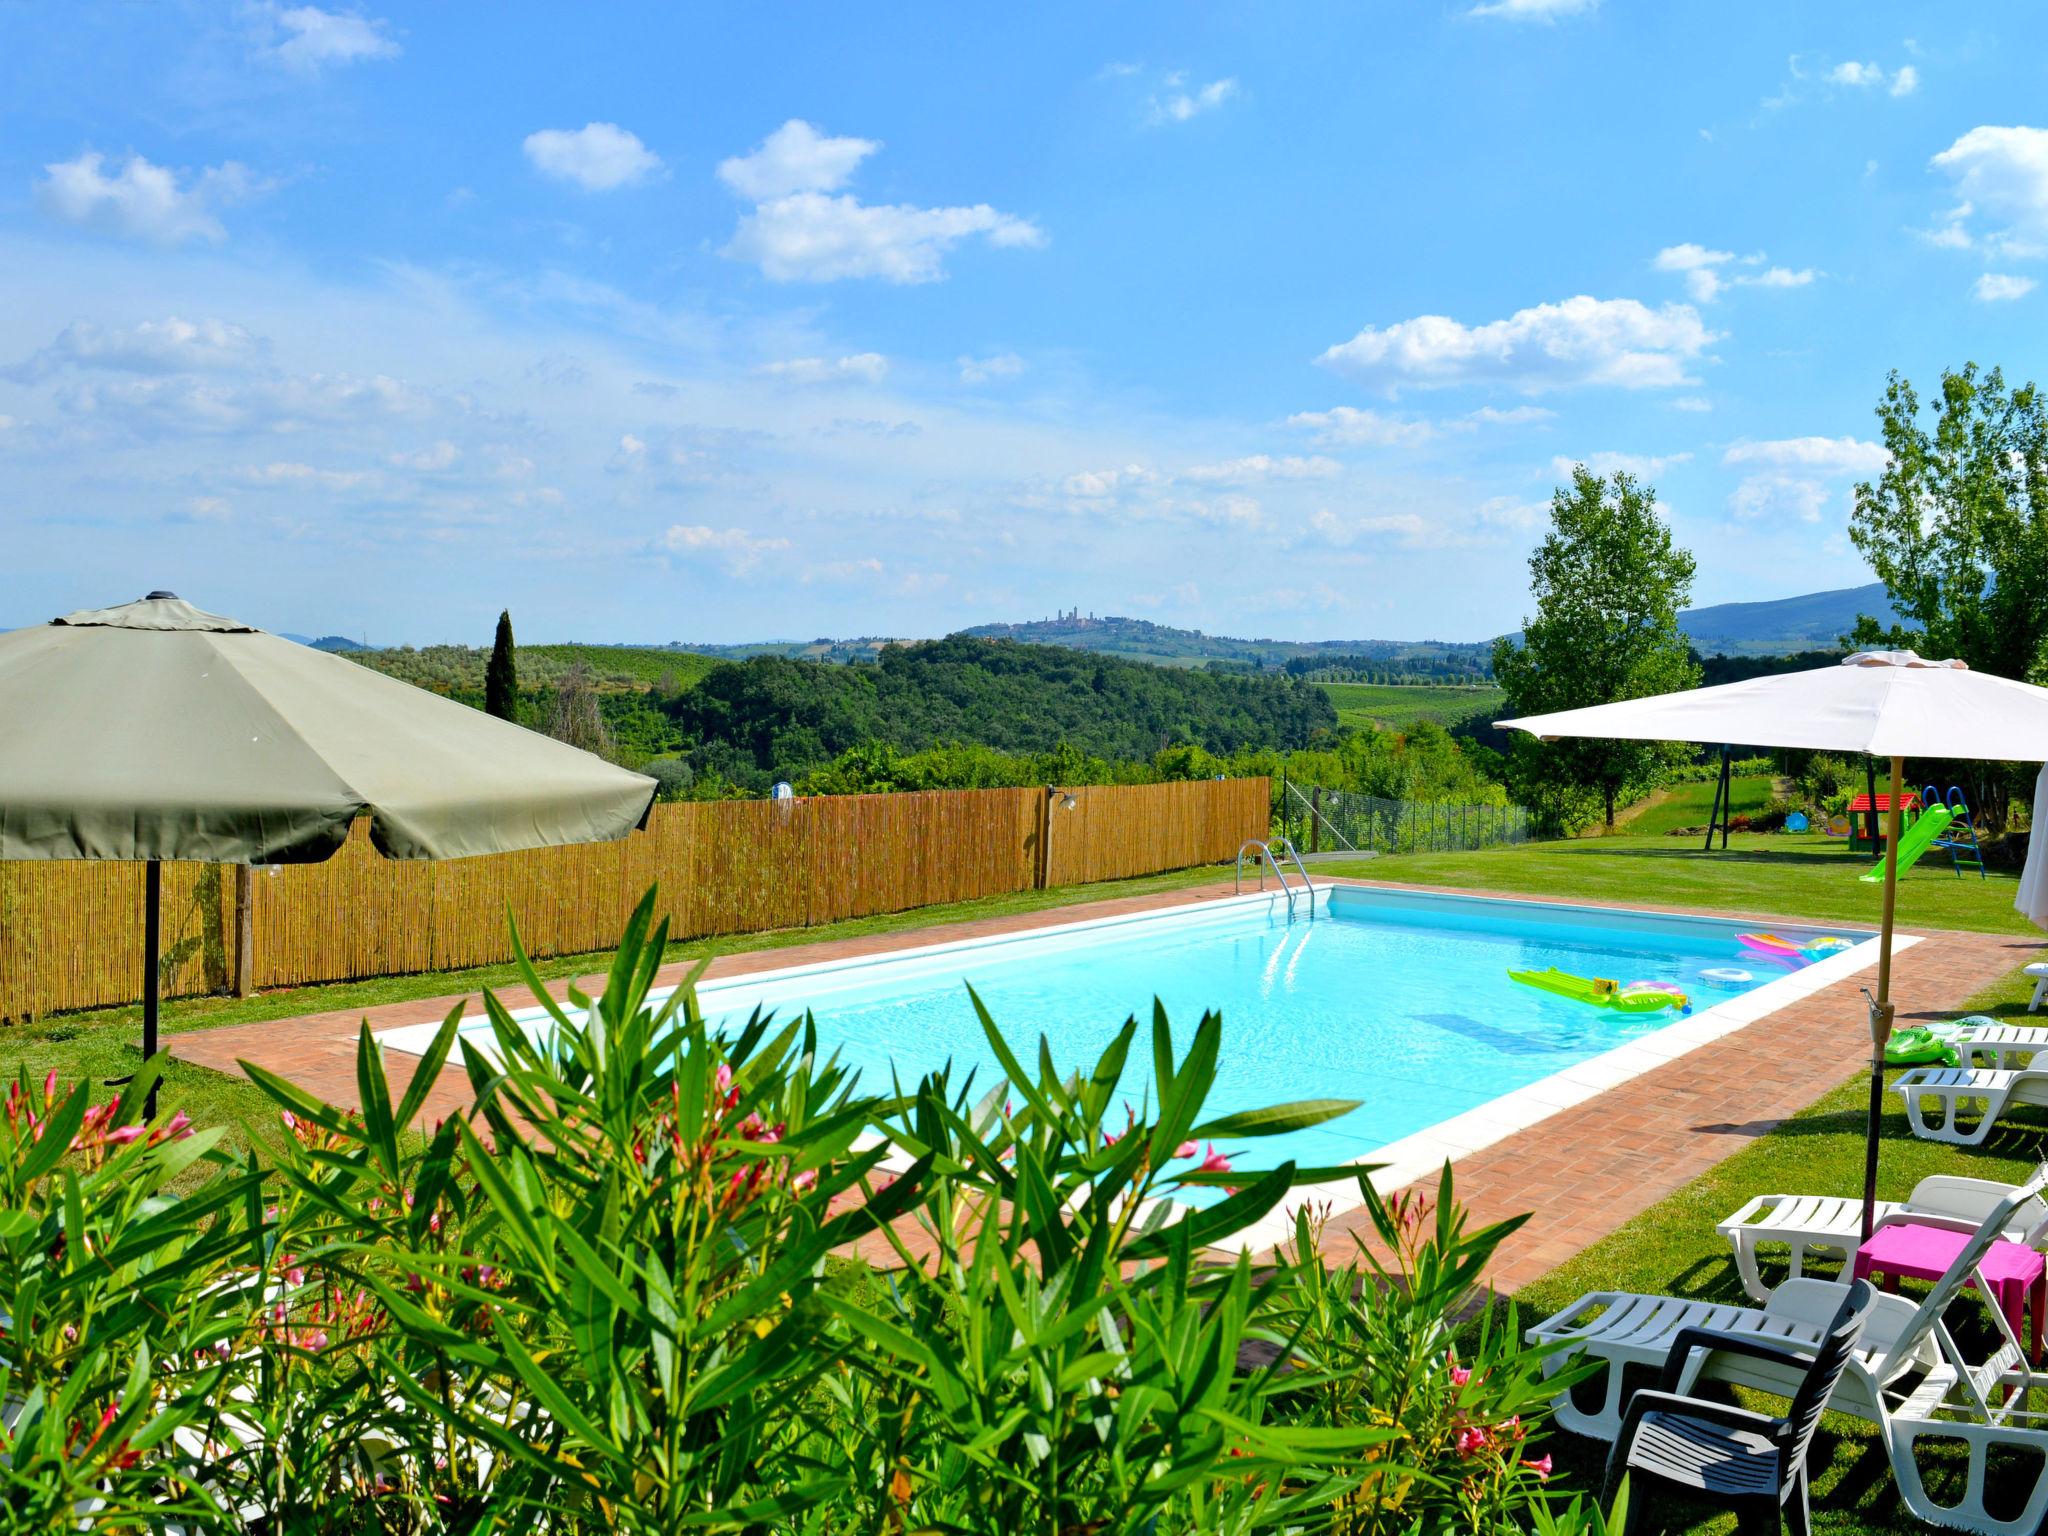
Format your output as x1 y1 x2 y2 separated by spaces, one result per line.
0 592 658 1112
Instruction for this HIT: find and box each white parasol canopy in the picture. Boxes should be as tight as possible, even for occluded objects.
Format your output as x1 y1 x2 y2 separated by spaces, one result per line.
1500 650 2048 1234
2019 764 2048 933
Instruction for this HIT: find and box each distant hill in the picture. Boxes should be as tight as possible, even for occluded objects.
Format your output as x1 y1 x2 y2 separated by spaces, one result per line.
957 613 1492 672
1676 583 1899 657
279 633 369 652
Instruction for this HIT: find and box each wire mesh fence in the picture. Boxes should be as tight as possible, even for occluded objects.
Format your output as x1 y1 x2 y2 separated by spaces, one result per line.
1278 781 1529 855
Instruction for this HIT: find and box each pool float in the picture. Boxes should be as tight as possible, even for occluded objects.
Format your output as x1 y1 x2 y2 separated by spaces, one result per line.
1699 966 1753 987
1508 968 1690 1013
1738 932 1856 965
1884 1026 1959 1068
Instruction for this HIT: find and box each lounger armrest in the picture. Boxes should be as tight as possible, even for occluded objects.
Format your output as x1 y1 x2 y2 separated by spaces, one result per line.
1656 1327 1814 1394
1524 1290 1621 1344
1607 1390 1784 1497
1870 1210 1987 1239
1714 1193 1791 1236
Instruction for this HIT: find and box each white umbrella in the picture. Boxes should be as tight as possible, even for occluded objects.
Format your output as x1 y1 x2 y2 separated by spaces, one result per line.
2018 764 2048 932
1500 651 2048 1234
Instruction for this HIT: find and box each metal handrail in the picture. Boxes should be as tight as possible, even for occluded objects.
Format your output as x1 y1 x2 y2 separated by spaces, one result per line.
1234 838 1312 921
1270 836 1315 920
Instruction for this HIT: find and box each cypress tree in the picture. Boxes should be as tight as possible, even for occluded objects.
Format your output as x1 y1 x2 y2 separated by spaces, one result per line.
485 610 518 720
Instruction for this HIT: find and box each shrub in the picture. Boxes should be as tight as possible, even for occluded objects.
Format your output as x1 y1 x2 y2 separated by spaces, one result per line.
0 887 1610 1533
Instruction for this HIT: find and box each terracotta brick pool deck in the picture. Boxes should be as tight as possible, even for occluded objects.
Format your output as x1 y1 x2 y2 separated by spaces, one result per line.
171 876 2038 1294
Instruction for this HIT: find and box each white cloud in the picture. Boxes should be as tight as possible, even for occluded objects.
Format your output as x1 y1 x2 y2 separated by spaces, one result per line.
1476 495 1548 531
266 6 399 70
1468 404 1555 425
719 120 1043 283
1721 436 1889 475
1728 475 1835 524
1722 436 1888 525
1974 272 2038 302
655 524 791 574
522 123 662 191
1672 396 1713 412
1551 450 1692 481
184 495 232 521
717 120 878 200
755 353 889 385
726 193 1043 284
1317 295 1714 394
389 439 460 470
5 317 266 381
1826 59 1916 95
34 152 268 245
1182 454 1340 484
1931 127 2048 253
241 460 377 491
1286 405 1438 447
1148 76 1239 125
1653 244 1818 302
1466 0 1597 19
1307 508 1453 549
958 352 1027 384
1062 464 1160 497
58 370 426 436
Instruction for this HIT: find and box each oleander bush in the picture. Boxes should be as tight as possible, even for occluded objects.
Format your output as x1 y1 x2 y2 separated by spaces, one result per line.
0 886 1609 1534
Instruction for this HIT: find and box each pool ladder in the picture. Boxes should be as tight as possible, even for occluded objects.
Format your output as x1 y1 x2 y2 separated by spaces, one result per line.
1236 837 1315 922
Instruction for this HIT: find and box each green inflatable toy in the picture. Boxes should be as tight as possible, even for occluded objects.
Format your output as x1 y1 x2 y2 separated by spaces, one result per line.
1508 968 1690 1013
1884 1026 1959 1067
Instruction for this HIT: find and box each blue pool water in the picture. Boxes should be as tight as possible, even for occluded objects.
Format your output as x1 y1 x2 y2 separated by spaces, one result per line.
686 887 1866 1173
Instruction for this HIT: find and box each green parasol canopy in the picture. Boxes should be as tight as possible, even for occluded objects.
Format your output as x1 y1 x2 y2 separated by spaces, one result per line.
0 592 658 1113
0 592 655 863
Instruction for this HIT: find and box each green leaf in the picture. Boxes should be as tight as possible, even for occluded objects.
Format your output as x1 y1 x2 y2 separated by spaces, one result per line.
393 1002 465 1132
1124 1162 1294 1259
1191 1098 1362 1139
354 1022 401 1180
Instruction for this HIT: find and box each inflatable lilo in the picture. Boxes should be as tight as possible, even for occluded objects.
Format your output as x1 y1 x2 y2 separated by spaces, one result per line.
1738 932 1856 965
1509 968 1690 1013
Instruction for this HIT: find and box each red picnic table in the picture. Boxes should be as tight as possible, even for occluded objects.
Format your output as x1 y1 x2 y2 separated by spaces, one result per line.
1854 1220 2046 1364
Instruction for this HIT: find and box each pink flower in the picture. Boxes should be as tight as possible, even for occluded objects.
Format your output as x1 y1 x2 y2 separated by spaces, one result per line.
1175 1141 1199 1159
1521 1455 1552 1480
1450 1364 1471 1388
1197 1144 1232 1175
1456 1426 1488 1458
715 1062 733 1094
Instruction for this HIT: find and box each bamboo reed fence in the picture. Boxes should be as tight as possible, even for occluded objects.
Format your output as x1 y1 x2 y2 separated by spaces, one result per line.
0 778 1268 1020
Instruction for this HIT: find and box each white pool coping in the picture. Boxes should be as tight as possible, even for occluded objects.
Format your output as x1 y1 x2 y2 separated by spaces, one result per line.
372 881 1904 1255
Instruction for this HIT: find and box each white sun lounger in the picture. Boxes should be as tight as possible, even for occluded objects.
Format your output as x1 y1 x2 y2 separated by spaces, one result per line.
1532 1172 2048 1535
2026 961 2048 1013
1894 1064 2048 1145
1716 1175 2048 1301
1954 1021 2048 1070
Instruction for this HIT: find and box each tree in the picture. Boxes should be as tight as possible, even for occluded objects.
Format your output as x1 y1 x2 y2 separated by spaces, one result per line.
1847 364 2048 834
1848 364 2048 681
544 662 614 760
1492 467 1700 832
484 610 518 721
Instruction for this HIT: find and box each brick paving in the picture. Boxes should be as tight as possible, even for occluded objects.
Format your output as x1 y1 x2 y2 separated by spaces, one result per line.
169 874 2040 1292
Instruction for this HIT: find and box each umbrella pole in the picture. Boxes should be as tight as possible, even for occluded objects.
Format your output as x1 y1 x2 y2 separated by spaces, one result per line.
143 858 160 1121
1860 754 1905 1239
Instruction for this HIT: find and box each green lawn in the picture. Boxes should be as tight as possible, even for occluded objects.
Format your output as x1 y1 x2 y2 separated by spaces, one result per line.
10 863 1236 1162
1615 774 1777 836
1313 831 2031 936
1500 960 2048 1533
516 643 721 690
1317 680 1505 732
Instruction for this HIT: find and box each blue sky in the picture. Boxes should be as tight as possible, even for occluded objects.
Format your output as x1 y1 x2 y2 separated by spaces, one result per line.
2 2 2044 646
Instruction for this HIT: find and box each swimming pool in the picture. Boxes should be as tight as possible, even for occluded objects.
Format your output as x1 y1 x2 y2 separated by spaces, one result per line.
377 882 1882 1216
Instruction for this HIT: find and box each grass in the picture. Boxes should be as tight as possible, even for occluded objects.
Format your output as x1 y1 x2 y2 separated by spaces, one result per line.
1498 957 2048 1533
1317 681 1505 732
8 863 1236 1162
1311 830 2031 936
516 644 721 691
1612 774 1776 837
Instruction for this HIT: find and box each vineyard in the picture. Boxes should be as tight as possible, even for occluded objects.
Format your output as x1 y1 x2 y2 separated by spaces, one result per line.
1317 681 1505 732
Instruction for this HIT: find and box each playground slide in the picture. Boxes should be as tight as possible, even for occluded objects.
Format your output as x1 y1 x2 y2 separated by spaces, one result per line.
1858 804 1955 882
